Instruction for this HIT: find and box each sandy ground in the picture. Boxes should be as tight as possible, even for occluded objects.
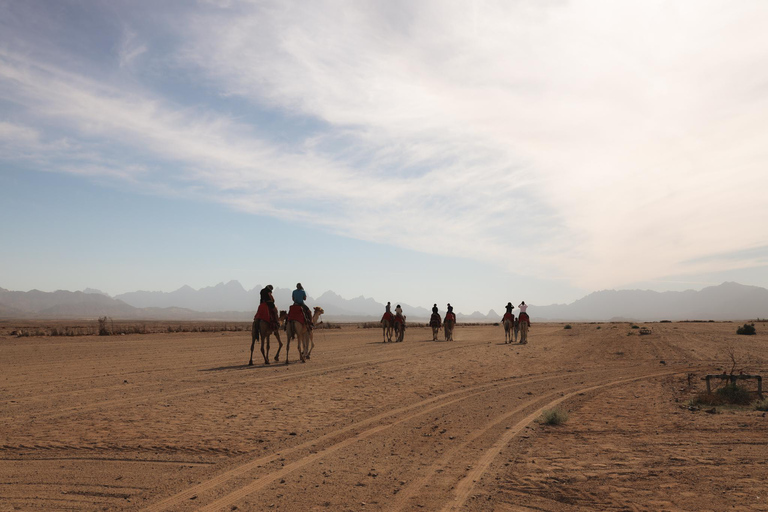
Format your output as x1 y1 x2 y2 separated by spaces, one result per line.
1 321 767 511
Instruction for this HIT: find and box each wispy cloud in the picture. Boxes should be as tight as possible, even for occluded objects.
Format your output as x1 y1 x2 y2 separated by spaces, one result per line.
1 0 767 290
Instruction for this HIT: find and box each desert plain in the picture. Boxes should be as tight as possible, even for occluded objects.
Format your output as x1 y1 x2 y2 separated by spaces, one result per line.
1 321 767 511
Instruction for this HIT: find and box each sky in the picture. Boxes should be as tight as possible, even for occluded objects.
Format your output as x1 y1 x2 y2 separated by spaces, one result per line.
1 0 767 314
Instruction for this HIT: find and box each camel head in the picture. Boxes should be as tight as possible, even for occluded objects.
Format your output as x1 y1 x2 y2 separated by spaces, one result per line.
313 307 325 315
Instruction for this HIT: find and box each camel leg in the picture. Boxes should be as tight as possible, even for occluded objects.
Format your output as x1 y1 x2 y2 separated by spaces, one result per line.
306 331 314 359
250 319 260 365
284 322 293 364
263 331 271 365
298 328 306 363
273 330 283 362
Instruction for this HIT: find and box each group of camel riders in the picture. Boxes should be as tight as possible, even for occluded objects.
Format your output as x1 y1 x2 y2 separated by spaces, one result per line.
255 283 314 330
380 302 529 329
379 302 460 329
503 301 531 325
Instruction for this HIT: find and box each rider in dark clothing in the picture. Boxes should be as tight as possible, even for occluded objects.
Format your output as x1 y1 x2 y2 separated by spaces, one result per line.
447 303 454 315
505 302 513 315
259 285 278 327
432 304 438 315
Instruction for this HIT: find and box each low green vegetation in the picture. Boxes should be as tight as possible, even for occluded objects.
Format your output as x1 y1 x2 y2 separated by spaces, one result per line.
540 407 569 425
564 324 572 329
690 384 754 407
631 325 640 329
737 323 756 335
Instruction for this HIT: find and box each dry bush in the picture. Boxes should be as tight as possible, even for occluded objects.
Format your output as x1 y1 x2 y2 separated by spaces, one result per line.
540 408 569 425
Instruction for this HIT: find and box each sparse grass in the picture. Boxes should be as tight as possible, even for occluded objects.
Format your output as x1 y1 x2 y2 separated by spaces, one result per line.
737 323 756 335
540 408 569 425
691 384 754 407
564 324 572 329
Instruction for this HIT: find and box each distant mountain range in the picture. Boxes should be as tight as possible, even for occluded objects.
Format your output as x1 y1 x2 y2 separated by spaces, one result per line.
1 281 766 321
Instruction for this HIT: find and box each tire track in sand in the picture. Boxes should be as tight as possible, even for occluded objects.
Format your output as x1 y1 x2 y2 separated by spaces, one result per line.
142 372 565 512
440 370 678 512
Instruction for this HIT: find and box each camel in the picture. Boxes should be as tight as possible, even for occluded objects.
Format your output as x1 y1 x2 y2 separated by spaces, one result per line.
519 313 530 344
304 307 325 359
503 316 514 343
393 316 406 343
250 310 287 365
429 313 441 341
444 315 455 341
381 317 394 343
285 306 324 364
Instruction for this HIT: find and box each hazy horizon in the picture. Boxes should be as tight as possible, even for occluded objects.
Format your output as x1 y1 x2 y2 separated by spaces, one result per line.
2 1 767 314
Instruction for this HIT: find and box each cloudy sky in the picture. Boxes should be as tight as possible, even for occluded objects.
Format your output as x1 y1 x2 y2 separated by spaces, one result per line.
1 0 767 313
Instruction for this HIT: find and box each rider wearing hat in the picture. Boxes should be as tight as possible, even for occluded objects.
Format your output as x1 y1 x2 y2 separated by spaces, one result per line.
292 283 313 328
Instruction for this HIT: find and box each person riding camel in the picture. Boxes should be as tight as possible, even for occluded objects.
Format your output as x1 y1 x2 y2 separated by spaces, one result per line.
518 301 528 314
430 303 441 328
292 283 313 329
502 302 515 323
381 301 393 323
445 303 456 323
259 284 279 328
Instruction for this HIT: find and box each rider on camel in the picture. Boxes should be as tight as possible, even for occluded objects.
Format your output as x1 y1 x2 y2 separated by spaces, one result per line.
381 302 393 323
292 283 313 329
259 285 279 328
446 303 456 323
394 304 405 328
503 302 515 323
430 304 441 327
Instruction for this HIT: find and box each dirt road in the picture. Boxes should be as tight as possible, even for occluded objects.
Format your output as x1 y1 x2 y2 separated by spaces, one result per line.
1 322 767 510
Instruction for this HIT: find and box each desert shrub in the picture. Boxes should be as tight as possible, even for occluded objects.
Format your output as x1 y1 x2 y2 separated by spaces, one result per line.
631 325 639 329
754 398 768 411
540 408 569 425
737 323 756 335
691 384 753 407
717 384 753 405
596 326 601 330
98 316 111 336
660 320 671 323
564 324 572 329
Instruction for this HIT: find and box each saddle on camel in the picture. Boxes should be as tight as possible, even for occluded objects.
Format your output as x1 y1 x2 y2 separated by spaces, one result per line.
444 303 456 324
256 285 279 329
292 283 313 329
381 301 394 323
393 304 405 328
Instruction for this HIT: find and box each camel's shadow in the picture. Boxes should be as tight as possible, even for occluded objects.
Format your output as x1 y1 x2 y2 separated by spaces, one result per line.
200 362 282 372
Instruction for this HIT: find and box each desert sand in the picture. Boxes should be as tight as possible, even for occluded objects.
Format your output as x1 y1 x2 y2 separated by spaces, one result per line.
1 321 767 511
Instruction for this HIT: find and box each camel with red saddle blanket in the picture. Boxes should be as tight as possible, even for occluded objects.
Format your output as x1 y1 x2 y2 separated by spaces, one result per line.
285 305 325 363
444 312 456 341
381 312 394 343
250 306 288 366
